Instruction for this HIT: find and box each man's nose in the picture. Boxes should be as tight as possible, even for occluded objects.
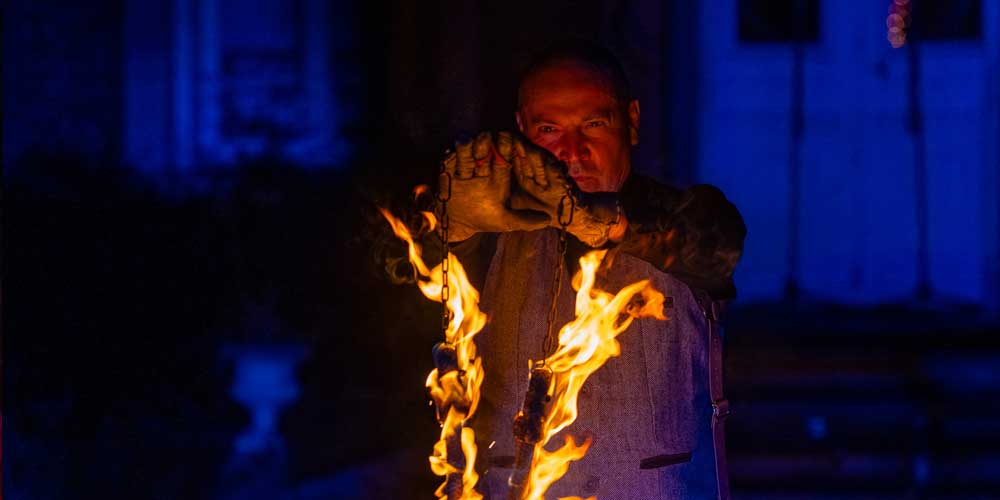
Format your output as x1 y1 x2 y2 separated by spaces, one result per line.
556 130 590 164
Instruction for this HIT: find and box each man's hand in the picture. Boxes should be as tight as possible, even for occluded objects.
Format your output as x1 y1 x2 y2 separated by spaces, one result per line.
440 131 551 242
507 136 623 247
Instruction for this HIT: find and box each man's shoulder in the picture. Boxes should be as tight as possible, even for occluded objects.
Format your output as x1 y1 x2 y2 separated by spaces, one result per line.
619 174 745 300
618 174 678 231
622 174 743 231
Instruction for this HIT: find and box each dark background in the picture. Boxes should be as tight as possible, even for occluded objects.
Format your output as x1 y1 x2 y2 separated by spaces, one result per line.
4 1 1000 499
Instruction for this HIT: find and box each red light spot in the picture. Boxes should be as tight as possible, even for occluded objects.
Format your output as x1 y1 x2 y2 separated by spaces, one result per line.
888 32 907 48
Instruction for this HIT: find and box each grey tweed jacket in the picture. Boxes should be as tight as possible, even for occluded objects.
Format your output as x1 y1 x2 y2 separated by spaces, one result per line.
472 228 718 499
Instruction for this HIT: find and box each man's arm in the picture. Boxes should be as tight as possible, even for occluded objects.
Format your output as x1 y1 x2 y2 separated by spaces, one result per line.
616 176 746 300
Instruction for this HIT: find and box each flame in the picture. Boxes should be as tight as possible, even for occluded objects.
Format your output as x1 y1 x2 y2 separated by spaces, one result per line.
522 250 666 500
413 183 431 200
379 206 485 500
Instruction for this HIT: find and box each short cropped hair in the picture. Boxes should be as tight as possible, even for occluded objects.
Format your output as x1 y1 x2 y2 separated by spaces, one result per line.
517 40 632 108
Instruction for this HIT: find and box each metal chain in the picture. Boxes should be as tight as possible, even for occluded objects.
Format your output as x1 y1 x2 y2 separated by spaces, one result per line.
438 166 453 333
540 193 575 364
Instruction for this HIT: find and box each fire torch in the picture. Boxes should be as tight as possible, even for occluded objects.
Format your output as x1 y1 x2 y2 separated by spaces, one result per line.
507 364 553 500
431 341 469 500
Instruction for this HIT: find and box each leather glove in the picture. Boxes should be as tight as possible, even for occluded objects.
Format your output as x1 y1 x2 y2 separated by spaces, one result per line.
506 135 621 247
440 131 551 242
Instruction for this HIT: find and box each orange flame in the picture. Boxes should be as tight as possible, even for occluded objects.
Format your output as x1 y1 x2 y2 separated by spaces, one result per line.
379 206 485 500
522 250 666 500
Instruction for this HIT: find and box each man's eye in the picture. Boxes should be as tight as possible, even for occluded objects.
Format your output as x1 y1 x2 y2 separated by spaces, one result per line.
587 120 606 128
538 125 556 133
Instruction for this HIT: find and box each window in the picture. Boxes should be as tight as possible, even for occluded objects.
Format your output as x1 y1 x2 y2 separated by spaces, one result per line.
738 0 820 43
910 0 981 41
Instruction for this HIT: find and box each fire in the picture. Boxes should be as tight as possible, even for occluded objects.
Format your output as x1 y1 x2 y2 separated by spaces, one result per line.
381 202 666 499
520 250 667 500
379 206 485 500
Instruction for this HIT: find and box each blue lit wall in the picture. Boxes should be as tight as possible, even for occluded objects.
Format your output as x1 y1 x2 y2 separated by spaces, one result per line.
123 0 353 173
2 1 124 164
695 0 1000 310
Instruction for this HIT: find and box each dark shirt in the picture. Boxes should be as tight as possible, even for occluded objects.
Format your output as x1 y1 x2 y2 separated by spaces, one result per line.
617 174 746 299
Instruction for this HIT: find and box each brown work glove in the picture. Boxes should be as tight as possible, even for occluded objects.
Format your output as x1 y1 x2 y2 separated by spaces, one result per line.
440 131 551 242
506 135 621 247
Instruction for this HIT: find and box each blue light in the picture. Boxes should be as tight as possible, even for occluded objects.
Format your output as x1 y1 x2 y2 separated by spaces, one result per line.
805 415 827 440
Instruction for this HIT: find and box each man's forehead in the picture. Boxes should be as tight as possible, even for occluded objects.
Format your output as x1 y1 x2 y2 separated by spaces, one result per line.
519 63 622 121
519 60 618 105
524 102 617 124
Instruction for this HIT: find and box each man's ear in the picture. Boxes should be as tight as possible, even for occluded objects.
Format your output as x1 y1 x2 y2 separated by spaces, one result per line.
515 110 525 133
628 99 640 146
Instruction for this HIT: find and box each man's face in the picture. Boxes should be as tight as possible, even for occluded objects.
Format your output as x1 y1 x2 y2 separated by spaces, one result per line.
517 60 640 193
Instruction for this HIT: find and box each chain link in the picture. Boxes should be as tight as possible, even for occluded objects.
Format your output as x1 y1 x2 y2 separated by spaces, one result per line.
438 167 453 333
539 193 574 365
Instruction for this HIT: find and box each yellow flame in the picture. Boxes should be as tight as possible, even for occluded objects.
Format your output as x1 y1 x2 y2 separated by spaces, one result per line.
379 207 485 500
522 250 667 500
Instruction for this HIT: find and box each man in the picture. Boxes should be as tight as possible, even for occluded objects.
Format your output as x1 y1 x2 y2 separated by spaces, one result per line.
440 41 744 499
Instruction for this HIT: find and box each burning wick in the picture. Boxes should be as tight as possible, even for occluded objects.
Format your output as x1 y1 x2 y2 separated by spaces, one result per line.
510 250 668 500
380 206 486 500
